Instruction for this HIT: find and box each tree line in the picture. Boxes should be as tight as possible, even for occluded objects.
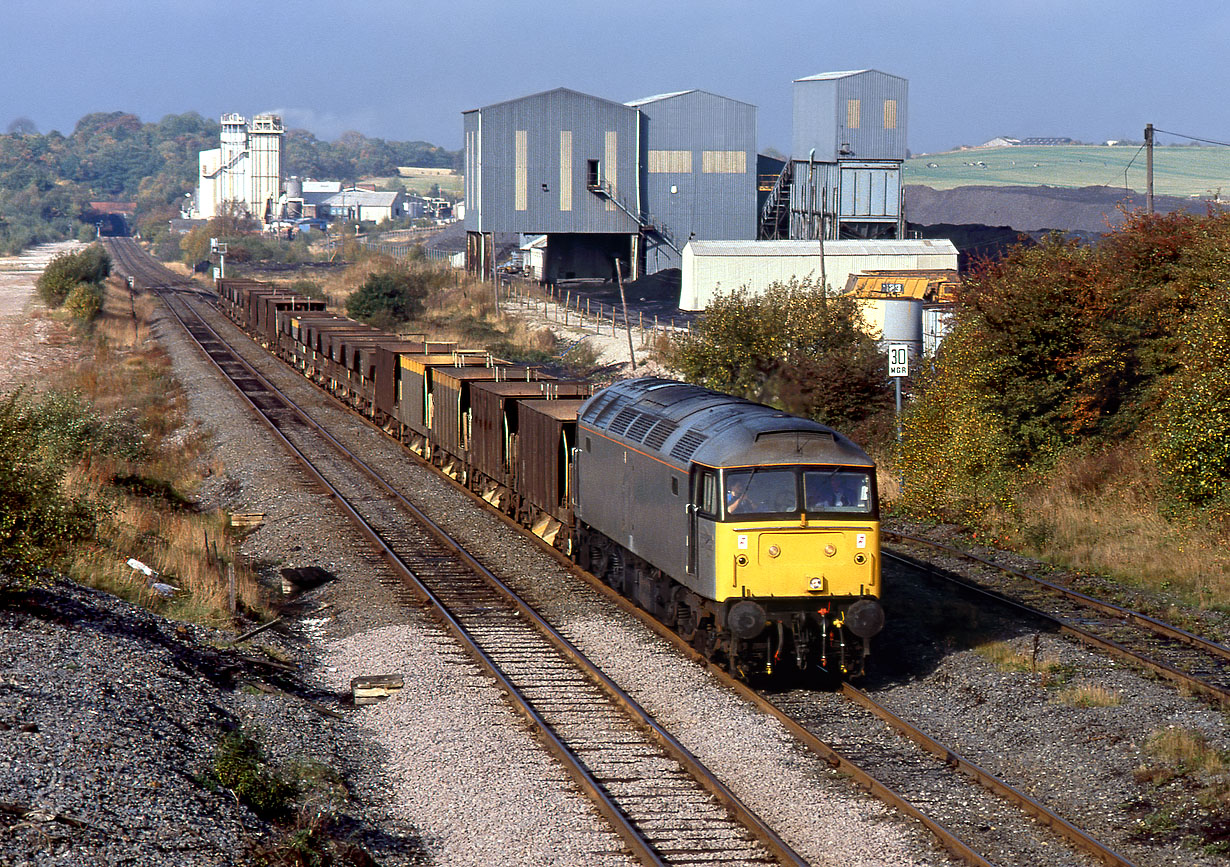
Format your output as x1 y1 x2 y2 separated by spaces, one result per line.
0 111 460 254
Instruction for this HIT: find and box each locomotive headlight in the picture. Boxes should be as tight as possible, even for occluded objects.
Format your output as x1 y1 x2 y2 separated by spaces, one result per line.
824 544 837 558
767 544 781 558
854 552 867 565
736 554 749 567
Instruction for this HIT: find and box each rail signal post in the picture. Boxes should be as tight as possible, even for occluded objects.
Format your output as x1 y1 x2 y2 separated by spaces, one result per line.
889 343 909 442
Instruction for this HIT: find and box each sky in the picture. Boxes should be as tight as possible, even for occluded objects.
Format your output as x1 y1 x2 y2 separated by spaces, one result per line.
2 0 1228 156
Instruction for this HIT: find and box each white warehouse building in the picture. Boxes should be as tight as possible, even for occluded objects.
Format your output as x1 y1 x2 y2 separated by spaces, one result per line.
679 238 959 310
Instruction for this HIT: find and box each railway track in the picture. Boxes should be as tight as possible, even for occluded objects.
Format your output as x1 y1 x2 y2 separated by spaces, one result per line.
884 532 1230 707
106 237 1147 866
107 238 801 866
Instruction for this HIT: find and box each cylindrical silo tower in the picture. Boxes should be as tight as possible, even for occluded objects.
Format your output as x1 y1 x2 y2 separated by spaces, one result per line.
219 113 248 210
248 114 284 222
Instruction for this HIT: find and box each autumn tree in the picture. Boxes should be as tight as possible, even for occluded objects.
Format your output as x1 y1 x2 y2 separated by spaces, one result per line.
663 278 892 432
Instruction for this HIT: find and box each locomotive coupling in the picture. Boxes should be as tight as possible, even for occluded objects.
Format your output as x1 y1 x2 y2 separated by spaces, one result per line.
727 599 768 639
844 598 885 638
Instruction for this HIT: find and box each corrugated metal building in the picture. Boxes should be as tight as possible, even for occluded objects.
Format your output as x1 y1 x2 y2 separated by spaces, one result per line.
760 70 907 242
679 239 957 310
464 87 755 281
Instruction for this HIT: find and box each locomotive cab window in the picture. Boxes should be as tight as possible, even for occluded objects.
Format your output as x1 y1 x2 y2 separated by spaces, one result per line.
697 471 720 517
725 468 798 517
803 468 874 515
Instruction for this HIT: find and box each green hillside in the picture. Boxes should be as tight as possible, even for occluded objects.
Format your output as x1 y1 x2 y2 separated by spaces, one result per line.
905 145 1230 198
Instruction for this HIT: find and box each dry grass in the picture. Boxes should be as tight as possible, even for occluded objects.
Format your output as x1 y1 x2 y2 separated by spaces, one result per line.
973 637 1065 680
1054 681 1122 707
984 445 1230 611
1145 728 1225 775
29 279 278 626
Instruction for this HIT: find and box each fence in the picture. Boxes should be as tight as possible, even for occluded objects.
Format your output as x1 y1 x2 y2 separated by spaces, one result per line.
495 278 693 349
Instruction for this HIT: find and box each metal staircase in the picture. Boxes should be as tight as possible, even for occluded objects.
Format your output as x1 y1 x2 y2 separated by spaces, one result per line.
202 148 248 179
758 162 792 240
587 179 681 255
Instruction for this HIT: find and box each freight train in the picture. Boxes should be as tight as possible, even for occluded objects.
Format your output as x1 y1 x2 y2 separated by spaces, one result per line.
214 277 884 678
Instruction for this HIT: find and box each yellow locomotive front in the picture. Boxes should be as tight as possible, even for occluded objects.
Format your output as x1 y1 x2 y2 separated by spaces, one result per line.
701 463 883 676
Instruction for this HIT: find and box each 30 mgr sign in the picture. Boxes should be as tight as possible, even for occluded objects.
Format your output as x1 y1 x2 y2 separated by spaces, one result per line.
888 343 909 377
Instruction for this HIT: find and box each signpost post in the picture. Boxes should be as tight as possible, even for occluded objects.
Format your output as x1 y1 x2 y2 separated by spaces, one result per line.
888 343 909 443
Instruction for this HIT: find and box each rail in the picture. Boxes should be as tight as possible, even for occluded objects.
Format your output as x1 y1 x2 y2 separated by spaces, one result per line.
122 269 806 866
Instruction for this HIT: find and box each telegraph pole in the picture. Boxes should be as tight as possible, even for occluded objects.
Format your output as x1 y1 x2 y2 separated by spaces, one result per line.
1145 123 1154 214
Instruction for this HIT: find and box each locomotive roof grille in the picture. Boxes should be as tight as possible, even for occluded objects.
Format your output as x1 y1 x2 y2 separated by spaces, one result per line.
670 430 709 462
625 413 658 442
643 419 678 450
639 384 708 408
608 407 642 437
756 429 836 444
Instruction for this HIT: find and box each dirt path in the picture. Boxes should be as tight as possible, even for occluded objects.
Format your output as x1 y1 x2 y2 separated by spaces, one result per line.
0 241 85 391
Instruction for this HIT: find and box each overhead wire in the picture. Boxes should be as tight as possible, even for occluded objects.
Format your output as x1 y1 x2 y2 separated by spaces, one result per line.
1151 128 1230 148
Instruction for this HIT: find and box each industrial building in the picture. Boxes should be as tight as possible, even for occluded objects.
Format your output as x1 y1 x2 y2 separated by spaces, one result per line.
679 239 957 310
463 87 756 281
760 70 908 241
195 113 284 221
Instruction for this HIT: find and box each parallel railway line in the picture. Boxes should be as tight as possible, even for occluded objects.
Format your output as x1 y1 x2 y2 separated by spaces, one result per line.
885 532 1230 707
107 237 1151 867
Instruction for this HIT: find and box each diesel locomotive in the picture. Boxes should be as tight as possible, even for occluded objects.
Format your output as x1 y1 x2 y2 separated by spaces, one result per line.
574 378 883 677
213 277 884 679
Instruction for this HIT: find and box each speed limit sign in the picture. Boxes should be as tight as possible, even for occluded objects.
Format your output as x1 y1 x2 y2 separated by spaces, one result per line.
888 343 909 377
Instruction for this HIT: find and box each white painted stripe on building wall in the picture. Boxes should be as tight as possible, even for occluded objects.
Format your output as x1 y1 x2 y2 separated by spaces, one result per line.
515 130 528 211
604 131 617 211
648 150 693 173
559 130 572 211
701 150 747 174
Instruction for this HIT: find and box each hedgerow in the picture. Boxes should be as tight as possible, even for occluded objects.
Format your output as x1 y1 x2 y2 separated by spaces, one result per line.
900 209 1230 521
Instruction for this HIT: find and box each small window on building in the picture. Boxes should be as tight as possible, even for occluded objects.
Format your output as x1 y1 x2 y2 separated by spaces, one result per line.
847 99 861 130
586 160 601 190
884 99 898 130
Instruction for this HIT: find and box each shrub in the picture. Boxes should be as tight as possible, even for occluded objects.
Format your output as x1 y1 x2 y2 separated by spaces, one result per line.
899 210 1230 521
211 729 296 819
662 278 892 431
346 265 448 325
63 282 103 324
0 390 101 587
36 244 111 307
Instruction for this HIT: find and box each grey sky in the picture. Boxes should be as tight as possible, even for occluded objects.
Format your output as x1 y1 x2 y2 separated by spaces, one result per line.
2 0 1226 155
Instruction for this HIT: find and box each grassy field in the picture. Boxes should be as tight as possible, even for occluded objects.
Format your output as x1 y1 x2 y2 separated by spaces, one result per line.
370 167 464 198
906 145 1230 198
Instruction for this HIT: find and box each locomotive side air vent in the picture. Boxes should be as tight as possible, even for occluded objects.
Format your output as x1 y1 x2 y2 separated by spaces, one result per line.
580 392 616 423
578 393 612 423
609 407 641 437
643 419 678 451
670 430 709 462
